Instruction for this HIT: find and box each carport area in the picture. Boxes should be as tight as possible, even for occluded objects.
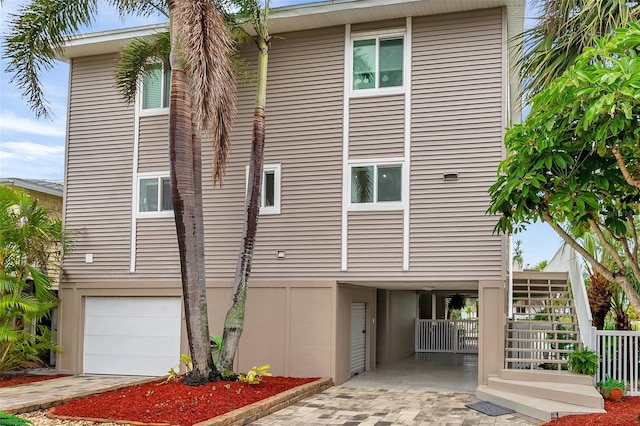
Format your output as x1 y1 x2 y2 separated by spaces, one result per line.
346 352 478 392
341 283 482 392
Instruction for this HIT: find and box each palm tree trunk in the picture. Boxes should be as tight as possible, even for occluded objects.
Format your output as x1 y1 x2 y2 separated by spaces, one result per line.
218 36 269 377
168 7 217 385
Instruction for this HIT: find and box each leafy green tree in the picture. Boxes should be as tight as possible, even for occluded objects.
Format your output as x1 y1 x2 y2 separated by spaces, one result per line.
0 186 70 372
532 260 548 270
488 24 640 314
514 0 640 102
4 0 236 385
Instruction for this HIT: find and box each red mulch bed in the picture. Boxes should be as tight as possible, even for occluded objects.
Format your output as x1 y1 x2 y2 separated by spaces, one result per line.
541 397 640 425
0 374 69 387
51 376 318 426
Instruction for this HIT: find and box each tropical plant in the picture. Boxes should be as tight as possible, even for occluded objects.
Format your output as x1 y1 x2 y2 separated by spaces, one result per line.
532 260 547 270
567 347 599 376
487 24 640 316
0 185 70 372
218 0 272 378
4 0 236 385
447 294 466 319
513 0 640 102
238 364 271 384
0 412 31 426
512 239 524 269
597 374 626 399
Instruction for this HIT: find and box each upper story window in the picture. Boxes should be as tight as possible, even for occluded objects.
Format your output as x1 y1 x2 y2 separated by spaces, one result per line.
142 63 170 110
246 164 281 215
138 174 172 216
350 163 402 208
352 35 404 92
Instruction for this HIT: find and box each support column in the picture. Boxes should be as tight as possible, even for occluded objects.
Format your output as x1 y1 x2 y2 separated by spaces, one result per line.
478 280 505 385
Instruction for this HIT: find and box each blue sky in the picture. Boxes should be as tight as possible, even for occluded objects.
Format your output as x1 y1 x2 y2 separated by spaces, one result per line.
0 0 562 265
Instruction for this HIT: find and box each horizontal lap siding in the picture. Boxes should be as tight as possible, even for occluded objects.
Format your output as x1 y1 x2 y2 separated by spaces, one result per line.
410 9 504 280
64 54 134 280
205 27 344 279
348 211 403 272
135 219 180 276
349 95 404 159
138 115 169 172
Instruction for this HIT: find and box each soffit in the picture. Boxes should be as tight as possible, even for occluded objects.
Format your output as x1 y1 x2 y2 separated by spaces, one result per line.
58 0 524 60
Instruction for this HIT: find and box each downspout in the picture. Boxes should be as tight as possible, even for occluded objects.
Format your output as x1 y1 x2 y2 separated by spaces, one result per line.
508 234 513 319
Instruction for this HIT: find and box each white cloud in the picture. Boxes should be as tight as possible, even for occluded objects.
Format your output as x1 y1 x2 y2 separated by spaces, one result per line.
0 111 66 137
0 141 65 179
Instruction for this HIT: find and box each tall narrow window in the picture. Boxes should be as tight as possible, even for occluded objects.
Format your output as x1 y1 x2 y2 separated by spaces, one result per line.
142 64 170 110
352 36 403 91
245 164 281 215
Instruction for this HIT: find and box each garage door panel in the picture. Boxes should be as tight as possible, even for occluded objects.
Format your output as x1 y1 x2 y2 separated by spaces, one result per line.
85 335 180 356
84 354 177 377
84 316 180 337
84 297 181 376
85 297 181 317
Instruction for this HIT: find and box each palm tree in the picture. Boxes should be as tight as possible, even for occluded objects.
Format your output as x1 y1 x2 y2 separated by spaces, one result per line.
4 0 236 385
0 185 71 372
217 0 271 377
514 0 640 102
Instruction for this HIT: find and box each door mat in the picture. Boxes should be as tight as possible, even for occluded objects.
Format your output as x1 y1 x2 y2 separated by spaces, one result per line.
465 401 516 416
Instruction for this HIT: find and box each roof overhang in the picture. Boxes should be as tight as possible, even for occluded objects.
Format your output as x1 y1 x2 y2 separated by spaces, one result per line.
0 178 64 198
57 0 524 60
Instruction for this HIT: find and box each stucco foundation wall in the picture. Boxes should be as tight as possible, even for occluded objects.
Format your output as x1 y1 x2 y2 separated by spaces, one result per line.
478 280 505 384
57 280 337 380
336 284 377 385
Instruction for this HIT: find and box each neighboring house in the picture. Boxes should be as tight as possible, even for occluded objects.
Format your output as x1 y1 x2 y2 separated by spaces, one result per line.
0 177 64 288
53 1 604 418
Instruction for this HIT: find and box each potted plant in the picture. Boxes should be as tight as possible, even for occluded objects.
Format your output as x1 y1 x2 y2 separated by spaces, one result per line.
567 347 599 375
596 374 626 401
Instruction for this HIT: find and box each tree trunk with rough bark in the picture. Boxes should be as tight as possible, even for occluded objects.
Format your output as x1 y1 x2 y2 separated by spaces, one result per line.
218 35 269 378
168 7 217 385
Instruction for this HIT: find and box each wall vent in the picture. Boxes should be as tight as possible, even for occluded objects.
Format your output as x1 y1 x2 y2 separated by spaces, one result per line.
443 172 459 181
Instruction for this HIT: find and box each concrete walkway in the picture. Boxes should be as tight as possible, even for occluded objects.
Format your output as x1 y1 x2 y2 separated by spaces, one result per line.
1 367 540 425
249 386 539 425
0 375 154 414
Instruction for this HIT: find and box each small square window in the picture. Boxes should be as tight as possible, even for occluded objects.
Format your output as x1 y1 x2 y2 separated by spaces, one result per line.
350 164 402 205
246 164 281 215
352 36 403 91
138 175 172 214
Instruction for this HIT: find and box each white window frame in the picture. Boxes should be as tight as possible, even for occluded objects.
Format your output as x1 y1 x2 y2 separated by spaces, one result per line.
348 158 404 211
245 164 281 215
349 28 407 98
136 172 173 218
140 63 170 116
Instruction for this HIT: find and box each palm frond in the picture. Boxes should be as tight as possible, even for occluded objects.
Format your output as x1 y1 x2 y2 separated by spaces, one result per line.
115 31 171 105
172 0 237 186
512 0 640 102
110 0 168 18
3 0 99 118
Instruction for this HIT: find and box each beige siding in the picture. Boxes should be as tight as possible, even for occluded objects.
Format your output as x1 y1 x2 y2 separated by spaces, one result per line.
204 26 345 279
135 218 180 276
349 95 404 159
64 54 134 280
138 115 169 172
409 9 504 281
347 211 403 272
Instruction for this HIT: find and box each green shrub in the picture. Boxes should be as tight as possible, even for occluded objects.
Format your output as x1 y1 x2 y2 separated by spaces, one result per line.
0 412 31 426
568 347 599 375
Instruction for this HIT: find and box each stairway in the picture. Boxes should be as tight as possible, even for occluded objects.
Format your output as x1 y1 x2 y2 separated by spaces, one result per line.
476 275 604 420
477 369 605 420
506 277 580 370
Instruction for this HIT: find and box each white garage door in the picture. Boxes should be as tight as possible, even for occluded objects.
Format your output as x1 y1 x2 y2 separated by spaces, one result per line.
84 297 181 376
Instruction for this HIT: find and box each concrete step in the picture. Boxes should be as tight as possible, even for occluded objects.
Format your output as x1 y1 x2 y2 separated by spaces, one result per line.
487 376 602 407
476 384 605 421
499 369 594 386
